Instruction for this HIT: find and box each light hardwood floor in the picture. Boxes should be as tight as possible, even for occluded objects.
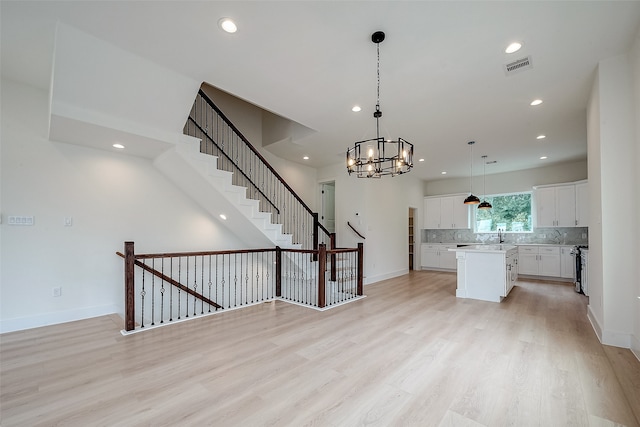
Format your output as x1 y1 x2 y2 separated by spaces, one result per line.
2 271 639 426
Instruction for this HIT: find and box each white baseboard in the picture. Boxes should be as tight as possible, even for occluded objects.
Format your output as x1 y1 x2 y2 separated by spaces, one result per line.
631 334 640 362
0 304 120 334
364 268 408 286
587 304 633 349
587 304 603 342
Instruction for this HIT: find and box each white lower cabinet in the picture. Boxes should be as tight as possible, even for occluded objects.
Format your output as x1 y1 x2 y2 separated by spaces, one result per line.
421 244 456 270
517 245 561 277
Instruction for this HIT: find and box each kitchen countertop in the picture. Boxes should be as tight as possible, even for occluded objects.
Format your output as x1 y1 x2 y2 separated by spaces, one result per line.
428 242 579 247
449 244 517 253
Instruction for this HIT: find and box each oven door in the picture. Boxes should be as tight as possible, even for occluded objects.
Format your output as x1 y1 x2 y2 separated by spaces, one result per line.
570 247 581 293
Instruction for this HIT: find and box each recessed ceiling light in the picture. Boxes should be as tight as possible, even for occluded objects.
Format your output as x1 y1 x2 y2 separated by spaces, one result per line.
505 42 522 54
352 106 361 112
530 99 543 106
418 158 425 162
219 214 227 220
539 156 548 160
536 135 546 140
218 18 237 33
441 171 447 175
112 143 125 149
303 156 309 160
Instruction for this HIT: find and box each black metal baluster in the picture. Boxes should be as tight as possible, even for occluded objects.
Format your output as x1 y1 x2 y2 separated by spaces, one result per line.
150 259 155 326
160 258 165 323
140 260 146 328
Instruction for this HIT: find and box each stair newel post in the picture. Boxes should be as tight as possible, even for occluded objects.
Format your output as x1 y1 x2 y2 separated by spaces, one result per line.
312 212 319 261
318 243 327 308
357 243 364 296
275 246 282 298
330 233 337 282
124 241 136 332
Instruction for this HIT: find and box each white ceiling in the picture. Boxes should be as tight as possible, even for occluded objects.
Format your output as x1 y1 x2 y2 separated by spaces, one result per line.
2 1 639 181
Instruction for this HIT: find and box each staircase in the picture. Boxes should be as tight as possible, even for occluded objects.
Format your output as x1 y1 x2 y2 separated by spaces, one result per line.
154 136 298 249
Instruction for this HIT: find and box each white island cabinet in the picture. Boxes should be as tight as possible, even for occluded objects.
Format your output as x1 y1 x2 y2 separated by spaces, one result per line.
450 245 518 303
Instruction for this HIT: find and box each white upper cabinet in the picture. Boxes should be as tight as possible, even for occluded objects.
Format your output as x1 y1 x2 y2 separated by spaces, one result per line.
424 195 469 229
424 198 441 229
535 183 581 227
575 182 589 227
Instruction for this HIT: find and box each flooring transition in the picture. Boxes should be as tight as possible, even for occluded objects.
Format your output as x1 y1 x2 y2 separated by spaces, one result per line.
1 271 639 426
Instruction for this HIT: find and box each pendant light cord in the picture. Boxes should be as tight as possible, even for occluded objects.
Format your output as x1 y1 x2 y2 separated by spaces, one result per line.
375 41 381 140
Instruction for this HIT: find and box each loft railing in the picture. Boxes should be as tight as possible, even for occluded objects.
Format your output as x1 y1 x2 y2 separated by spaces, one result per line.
184 89 334 251
118 242 364 332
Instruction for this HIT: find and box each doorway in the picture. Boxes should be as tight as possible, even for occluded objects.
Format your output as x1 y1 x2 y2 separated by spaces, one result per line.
320 181 335 233
409 207 416 270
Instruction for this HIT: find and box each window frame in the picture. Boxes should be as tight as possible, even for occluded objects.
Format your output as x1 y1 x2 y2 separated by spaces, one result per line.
472 191 533 234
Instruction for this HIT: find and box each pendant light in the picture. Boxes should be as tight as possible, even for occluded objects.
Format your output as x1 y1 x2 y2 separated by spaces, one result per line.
346 31 414 178
463 141 480 204
478 155 492 210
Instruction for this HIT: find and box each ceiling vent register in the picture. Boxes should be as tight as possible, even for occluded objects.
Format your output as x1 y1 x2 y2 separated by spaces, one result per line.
504 56 533 75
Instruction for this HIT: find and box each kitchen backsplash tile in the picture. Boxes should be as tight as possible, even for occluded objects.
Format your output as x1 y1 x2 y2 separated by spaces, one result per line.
422 227 588 246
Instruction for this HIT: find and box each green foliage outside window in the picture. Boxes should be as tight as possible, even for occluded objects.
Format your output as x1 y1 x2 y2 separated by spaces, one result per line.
475 192 532 232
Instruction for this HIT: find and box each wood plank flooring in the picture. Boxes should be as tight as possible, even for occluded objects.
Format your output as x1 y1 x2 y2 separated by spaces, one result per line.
2 271 639 426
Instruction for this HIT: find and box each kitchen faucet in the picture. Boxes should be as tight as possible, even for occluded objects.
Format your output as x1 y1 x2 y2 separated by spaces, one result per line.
498 228 504 243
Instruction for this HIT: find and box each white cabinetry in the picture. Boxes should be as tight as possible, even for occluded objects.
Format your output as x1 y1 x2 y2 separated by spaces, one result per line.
423 195 469 229
575 182 589 227
517 245 560 277
559 246 574 279
534 181 589 227
421 244 456 270
535 185 576 227
505 250 519 295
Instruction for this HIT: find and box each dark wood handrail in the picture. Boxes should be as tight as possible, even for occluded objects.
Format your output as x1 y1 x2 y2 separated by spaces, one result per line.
197 89 332 239
129 247 276 259
347 221 366 239
116 251 222 309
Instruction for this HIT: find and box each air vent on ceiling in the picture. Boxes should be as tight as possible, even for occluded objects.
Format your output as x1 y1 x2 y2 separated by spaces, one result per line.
504 55 533 76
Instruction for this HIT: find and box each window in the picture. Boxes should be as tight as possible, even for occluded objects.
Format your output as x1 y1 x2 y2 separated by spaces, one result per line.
474 192 532 233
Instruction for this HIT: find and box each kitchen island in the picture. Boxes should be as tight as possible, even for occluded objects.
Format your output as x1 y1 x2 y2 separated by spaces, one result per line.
449 245 518 303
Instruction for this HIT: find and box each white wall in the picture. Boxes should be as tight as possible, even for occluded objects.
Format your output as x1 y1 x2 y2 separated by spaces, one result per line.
631 28 640 359
587 51 638 350
0 79 246 333
587 69 605 339
318 162 425 284
424 159 588 196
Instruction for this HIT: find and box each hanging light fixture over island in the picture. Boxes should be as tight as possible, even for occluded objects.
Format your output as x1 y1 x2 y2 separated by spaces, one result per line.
464 141 480 204
346 31 414 178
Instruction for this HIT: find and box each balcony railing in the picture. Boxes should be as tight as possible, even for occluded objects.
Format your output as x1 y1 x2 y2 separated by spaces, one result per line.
118 242 363 332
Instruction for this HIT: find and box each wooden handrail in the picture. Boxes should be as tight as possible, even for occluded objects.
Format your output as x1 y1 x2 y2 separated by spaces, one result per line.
347 221 366 239
117 251 222 309
197 89 332 240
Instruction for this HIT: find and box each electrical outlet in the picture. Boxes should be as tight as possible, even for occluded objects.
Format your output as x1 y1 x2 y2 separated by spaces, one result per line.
539 234 546 238
582 233 587 239
64 217 73 226
457 233 461 239
52 287 61 297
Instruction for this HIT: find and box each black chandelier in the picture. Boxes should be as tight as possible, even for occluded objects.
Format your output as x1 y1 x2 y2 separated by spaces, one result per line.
346 31 413 178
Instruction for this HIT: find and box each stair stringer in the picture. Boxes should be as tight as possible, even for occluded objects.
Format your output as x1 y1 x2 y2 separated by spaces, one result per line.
153 135 300 249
